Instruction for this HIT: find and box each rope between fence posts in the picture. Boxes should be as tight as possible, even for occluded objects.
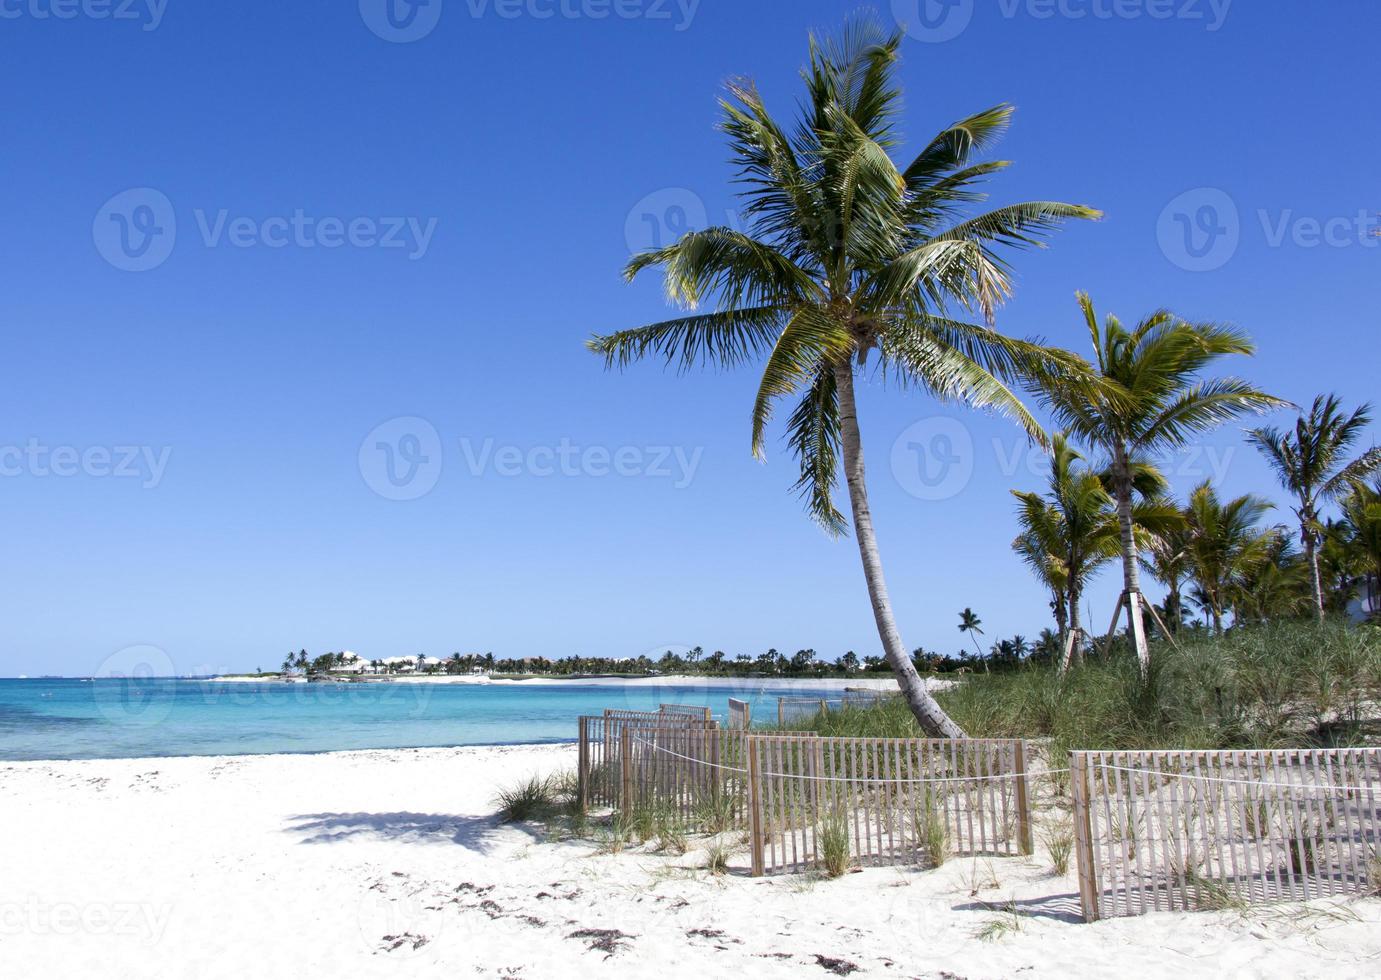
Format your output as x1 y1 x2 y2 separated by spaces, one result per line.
629 735 749 774
756 767 1068 787
1098 763 1381 796
628 735 1081 788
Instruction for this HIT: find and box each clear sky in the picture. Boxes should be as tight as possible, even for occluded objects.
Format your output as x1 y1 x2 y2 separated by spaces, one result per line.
2 1 1377 677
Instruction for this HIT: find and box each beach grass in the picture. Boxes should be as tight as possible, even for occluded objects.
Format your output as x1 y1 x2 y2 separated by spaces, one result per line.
785 622 1381 752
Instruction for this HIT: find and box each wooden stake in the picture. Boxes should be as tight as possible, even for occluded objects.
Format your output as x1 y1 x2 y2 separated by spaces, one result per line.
1071 752 1101 922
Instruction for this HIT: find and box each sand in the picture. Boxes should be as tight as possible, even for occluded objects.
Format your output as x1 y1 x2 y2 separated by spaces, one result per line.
2 746 1378 979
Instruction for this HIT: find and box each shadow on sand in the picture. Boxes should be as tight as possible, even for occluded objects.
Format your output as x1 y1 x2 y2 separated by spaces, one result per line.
285 811 521 852
953 891 1086 924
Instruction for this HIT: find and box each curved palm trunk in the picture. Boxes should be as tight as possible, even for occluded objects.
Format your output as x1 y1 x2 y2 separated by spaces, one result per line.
833 361 966 739
1112 447 1150 673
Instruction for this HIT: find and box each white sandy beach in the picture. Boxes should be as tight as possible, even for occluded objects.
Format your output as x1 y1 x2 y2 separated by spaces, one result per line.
3 746 1379 979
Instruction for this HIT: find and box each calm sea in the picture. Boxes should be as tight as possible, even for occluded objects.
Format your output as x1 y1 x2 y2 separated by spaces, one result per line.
0 678 825 761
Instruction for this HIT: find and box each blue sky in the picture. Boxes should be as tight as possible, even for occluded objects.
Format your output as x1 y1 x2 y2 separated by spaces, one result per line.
2 1 1377 676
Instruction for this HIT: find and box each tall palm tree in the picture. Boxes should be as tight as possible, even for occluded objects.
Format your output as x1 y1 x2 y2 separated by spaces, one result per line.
957 607 986 667
1012 433 1163 669
1031 295 1284 670
1248 395 1381 621
1182 481 1275 633
587 20 1099 737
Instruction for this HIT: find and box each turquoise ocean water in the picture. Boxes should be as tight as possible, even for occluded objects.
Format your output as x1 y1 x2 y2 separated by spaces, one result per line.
0 678 835 761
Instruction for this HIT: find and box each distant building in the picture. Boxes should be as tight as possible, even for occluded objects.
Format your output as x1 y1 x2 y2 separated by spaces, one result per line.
1347 579 1379 623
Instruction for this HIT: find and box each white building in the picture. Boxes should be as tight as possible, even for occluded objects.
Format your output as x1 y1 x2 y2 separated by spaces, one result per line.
1347 579 1379 623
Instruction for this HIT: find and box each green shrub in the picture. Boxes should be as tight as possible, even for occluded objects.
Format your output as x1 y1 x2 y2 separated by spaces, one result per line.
819 807 853 878
495 775 560 823
787 622 1381 752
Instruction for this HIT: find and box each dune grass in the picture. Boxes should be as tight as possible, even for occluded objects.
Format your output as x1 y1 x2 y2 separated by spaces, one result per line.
788 621 1381 752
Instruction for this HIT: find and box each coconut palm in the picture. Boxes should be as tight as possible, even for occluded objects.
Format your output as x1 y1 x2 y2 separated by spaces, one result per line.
587 19 1099 737
1014 435 1178 668
1141 511 1193 635
1231 527 1310 623
1030 295 1285 669
957 607 986 668
1012 434 1117 669
1247 395 1381 621
1341 482 1381 617
1182 481 1275 633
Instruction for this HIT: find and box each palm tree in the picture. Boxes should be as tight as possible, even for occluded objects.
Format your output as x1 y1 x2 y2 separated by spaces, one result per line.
1182 481 1275 633
1141 512 1193 635
1012 433 1141 670
1231 527 1310 623
1248 395 1381 621
1342 482 1381 617
957 608 986 667
1031 295 1284 669
586 19 1099 737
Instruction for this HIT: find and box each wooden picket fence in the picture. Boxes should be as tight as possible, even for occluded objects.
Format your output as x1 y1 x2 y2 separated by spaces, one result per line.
748 735 1030 874
1071 748 1381 922
660 703 714 721
776 689 899 726
576 711 717 811
728 698 752 730
577 710 1029 876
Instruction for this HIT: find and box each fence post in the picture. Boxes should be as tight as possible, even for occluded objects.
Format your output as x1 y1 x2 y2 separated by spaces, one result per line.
1070 752 1101 922
577 716 589 814
620 726 633 821
747 734 765 877
1013 740 1033 856
818 699 828 719
777 698 784 729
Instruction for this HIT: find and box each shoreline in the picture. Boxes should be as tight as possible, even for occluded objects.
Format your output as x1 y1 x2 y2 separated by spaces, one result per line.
207 673 914 690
